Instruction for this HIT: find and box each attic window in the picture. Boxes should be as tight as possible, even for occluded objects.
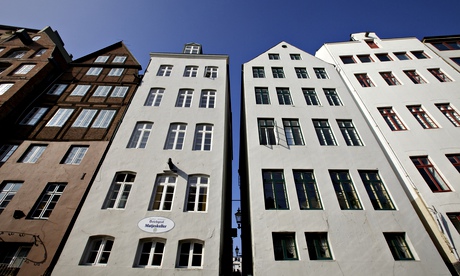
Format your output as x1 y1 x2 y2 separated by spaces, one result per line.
184 45 200 54
113 56 127 63
95 56 109 63
32 36 41 41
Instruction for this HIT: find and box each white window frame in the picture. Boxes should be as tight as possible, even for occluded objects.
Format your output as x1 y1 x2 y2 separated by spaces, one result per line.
314 68 328 79
8 51 27 58
108 68 124 76
175 89 193 107
199 90 216 108
183 66 198 77
164 123 187 150
150 175 177 211
112 56 127 63
0 181 23 214
70 85 91 96
63 146 88 165
110 86 128 97
144 88 164 106
184 45 200 54
185 175 209 212
93 86 112 97
14 64 35 75
46 108 74 127
72 109 97 128
127 122 153 149
92 110 116 128
177 240 204 268
103 172 136 209
0 144 18 163
30 183 65 219
193 124 213 151
95 56 109 63
157 65 173 76
204 66 218 78
20 145 47 163
136 239 165 267
86 67 103 76
20 107 48 125
47 84 68 95
81 236 114 265
34 49 47 57
0 83 14 95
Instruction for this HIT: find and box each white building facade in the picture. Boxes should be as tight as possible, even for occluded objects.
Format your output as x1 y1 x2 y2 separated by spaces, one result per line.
239 41 450 275
53 43 233 275
423 35 460 73
316 32 460 274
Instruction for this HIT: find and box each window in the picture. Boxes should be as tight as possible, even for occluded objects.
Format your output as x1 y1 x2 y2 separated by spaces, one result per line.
447 213 460 234
14 64 35 75
93 85 112 97
0 83 14 95
355 73 375 87
204 66 218 78
72 109 97 128
193 124 213 151
313 119 336 146
183 66 198 77
177 240 204 268
263 170 289 210
384 233 414 260
404 70 426 84
295 67 308 78
184 45 200 54
365 40 379 48
283 119 304 145
314 68 328 79
62 146 88 165
19 145 46 163
337 120 363 146
186 175 209 212
268 54 280 60
428 68 452 82
34 48 47 57
380 72 400 85
276 88 292 105
81 236 114 265
394 52 411 60
293 170 322 209
323 89 342 106
112 56 126 63
108 68 124 76
411 51 429 59
359 171 395 210
199 90 216 108
378 107 406 131
255 87 270 104
47 84 68 95
340 56 355 64
29 183 66 219
8 51 27 58
175 89 193 107
103 172 136 209
290 54 301 60
446 154 460 173
431 41 460 51
407 105 438 129
95 56 109 63
92 110 116 128
0 144 18 163
0 64 8 74
303 88 320 106
46 108 73 127
258 119 276 145
272 233 298 260
271 67 285 78
330 170 362 210
252 67 265 78
150 175 176 211
375 53 392 62
144 88 164 106
0 243 32 270
436 103 460 126
127 122 153 149
20 107 48 125
0 181 23 214
86 67 103 76
411 156 450 192
451 57 460 66
305 232 333 260
136 239 165 267
164 123 187 150
111 86 129 97
157 65 172 76
357 55 373 63
70 85 91 96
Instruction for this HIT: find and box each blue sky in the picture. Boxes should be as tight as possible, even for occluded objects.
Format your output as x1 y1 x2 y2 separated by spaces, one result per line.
3 0 460 255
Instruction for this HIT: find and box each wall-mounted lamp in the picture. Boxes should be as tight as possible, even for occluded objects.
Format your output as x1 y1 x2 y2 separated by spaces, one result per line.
235 208 242 229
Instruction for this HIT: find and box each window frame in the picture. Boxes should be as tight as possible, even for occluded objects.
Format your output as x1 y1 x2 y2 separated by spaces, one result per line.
323 89 342 106
110 86 129 98
411 156 450 192
0 83 14 95
271 67 285 78
0 181 23 214
157 65 173 77
290 54 301 60
268 53 280 60
411 51 429 59
29 183 66 219
193 124 213 151
177 240 204 268
175 89 193 108
19 144 47 163
276 88 292 105
293 170 322 210
355 73 375 87
144 88 164 107
0 144 18 163
404 70 426 84
92 85 112 97
185 175 209 212
436 103 460 127
150 175 177 211
337 120 363 146
295 67 309 78
383 233 415 261
252 67 265 78
136 239 166 267
46 108 74 127
14 64 35 75
204 66 218 78
283 119 304 146
314 68 328 79
446 154 460 173
199 90 216 108
70 84 91 96
394 52 411 60
302 88 320 106
313 119 337 146
305 232 333 260
20 107 48 125
95 56 109 63
108 68 124 77
164 123 187 150
183 66 198 77
258 118 277 146
62 146 89 165
86 67 103 76
262 170 289 210
375 53 392 62
380 72 401 86
47 84 68 96
329 170 362 210
428 68 452 82
103 172 136 209
127 122 153 149
359 171 395 210
81 236 114 266
407 105 438 129
378 107 406 131
272 233 298 261
340 56 356 64
357 55 373 63
255 87 270 105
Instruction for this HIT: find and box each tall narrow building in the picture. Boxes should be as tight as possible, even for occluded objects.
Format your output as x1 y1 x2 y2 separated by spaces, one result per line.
53 43 233 275
0 37 141 275
316 32 460 274
239 41 450 275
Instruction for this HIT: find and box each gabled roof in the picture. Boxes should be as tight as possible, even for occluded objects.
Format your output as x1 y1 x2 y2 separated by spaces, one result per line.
244 41 318 64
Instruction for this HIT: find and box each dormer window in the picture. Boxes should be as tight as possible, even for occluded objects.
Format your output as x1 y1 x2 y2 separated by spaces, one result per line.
184 45 201 54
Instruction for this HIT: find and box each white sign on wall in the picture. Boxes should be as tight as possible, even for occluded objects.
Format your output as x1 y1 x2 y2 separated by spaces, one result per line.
138 217 175 233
